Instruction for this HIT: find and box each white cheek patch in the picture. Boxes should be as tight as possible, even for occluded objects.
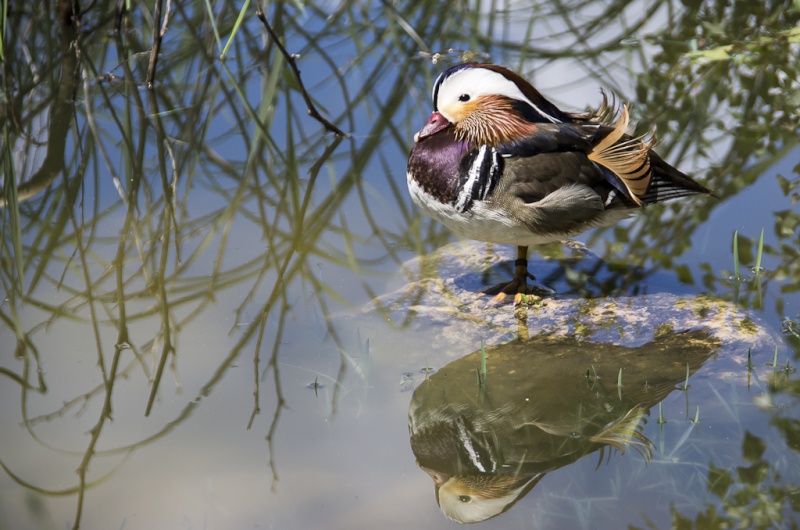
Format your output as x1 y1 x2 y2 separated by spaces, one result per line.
435 68 561 124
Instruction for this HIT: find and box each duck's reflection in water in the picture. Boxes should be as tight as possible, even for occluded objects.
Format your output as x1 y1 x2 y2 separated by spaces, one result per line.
408 329 719 523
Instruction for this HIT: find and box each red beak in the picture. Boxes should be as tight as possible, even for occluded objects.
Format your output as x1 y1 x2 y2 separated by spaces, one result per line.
414 112 452 142
418 463 450 486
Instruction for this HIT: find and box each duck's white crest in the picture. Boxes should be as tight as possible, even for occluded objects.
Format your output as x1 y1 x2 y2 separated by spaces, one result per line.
434 67 562 124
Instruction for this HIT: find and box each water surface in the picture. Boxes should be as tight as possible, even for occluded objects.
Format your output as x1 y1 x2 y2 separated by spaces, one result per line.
1 1 799 529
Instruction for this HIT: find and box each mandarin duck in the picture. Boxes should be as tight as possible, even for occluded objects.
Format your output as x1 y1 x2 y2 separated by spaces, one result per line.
407 63 711 301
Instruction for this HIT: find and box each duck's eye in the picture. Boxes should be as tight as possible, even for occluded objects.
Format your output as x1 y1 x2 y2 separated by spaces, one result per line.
458 94 470 102
458 495 471 503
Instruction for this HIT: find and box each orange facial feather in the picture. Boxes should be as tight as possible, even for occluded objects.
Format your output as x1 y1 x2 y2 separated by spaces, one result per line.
454 96 538 146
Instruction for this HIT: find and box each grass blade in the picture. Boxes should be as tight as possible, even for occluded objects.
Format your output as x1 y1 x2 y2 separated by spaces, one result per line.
755 226 764 272
220 0 251 60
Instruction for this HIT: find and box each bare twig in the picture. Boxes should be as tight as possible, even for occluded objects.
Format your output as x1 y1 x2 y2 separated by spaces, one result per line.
255 9 349 137
114 0 126 32
147 0 171 88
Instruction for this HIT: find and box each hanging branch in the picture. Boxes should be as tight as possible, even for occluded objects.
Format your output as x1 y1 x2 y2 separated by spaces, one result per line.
146 0 171 88
255 9 349 137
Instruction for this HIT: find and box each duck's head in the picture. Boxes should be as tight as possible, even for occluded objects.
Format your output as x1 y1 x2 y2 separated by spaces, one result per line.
415 63 573 145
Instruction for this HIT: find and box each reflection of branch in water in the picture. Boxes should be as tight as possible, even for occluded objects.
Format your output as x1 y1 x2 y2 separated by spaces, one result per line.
264 341 286 492
73 342 126 530
146 0 171 89
25 356 144 427
247 135 346 485
145 89 180 417
0 365 43 391
64 113 126 528
0 28 78 208
255 5 349 137
0 451 131 497
0 302 47 392
25 16 126 525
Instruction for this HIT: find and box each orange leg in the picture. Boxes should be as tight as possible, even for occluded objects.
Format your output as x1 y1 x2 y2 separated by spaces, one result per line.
481 246 536 303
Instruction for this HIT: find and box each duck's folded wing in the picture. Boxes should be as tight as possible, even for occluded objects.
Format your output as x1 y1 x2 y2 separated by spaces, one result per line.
493 153 628 235
496 108 676 207
498 151 615 205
